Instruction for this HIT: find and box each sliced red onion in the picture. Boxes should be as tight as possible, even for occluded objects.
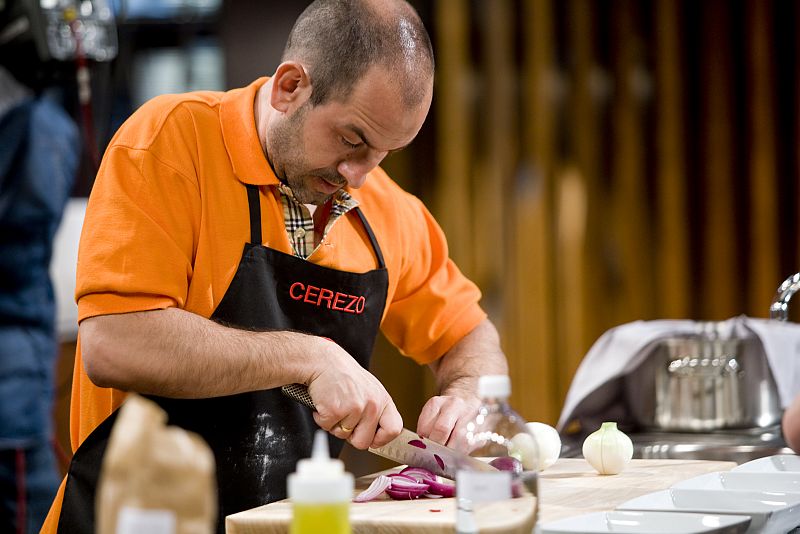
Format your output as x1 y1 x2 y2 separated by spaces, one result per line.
399 466 437 482
425 477 455 497
489 456 522 475
353 475 392 503
386 487 426 500
389 477 430 492
357 467 457 502
387 473 419 483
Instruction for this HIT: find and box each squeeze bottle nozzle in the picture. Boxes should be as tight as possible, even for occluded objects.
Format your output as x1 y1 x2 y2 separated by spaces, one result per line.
288 429 354 503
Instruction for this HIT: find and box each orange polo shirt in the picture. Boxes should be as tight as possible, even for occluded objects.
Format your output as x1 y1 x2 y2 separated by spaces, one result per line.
41 77 485 532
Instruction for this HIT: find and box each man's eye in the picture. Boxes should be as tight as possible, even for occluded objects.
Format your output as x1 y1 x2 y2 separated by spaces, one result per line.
341 137 360 149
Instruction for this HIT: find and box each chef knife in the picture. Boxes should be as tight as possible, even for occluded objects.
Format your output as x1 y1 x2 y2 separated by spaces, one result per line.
281 383 496 480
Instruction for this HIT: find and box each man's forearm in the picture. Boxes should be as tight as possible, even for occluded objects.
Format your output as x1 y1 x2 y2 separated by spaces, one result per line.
80 307 324 398
428 318 508 396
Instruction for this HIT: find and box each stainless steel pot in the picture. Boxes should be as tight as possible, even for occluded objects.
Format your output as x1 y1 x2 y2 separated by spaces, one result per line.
655 336 743 430
624 328 781 431
624 272 800 432
625 273 800 432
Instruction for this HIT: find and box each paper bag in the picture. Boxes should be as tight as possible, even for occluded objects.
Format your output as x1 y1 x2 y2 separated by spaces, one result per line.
96 394 217 534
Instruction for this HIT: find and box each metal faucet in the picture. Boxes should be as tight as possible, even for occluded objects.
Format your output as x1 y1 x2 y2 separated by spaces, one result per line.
770 272 800 321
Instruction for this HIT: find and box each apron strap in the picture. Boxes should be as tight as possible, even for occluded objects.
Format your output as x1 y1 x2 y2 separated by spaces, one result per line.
57 409 120 534
353 207 385 270
245 184 262 244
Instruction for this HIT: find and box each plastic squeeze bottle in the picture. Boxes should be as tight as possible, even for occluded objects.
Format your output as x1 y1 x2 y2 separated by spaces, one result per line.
287 429 354 534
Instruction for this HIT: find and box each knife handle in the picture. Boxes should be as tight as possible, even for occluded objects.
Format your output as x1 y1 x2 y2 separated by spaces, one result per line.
281 383 317 410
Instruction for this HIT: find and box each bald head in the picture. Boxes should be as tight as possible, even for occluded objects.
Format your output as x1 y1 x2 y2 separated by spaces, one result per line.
282 0 434 107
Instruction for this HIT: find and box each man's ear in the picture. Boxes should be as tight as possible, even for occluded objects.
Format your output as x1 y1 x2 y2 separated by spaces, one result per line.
270 61 312 113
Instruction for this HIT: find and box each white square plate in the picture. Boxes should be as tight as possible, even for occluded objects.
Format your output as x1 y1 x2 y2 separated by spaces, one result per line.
733 455 800 474
616 488 800 534
538 510 750 534
673 471 800 493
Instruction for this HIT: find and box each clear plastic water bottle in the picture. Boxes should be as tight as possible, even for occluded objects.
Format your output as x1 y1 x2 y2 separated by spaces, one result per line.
456 375 539 533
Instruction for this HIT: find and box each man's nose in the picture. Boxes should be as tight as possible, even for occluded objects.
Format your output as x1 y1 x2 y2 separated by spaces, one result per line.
337 149 388 188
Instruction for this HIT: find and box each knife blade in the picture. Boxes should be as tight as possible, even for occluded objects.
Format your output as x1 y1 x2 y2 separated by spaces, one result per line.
281 383 496 479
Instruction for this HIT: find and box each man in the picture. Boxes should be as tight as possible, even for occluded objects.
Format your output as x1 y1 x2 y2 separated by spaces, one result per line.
42 0 507 532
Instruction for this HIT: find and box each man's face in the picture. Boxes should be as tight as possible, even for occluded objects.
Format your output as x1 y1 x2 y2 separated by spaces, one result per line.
267 66 432 205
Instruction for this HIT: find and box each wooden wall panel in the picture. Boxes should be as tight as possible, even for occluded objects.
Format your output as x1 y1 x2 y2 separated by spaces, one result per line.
477 0 517 402
700 0 737 320
560 0 603 399
430 0 473 403
433 0 473 274
747 0 780 316
797 0 800 275
610 0 651 324
654 0 690 319
421 0 796 429
555 164 588 411
509 0 558 424
473 0 514 301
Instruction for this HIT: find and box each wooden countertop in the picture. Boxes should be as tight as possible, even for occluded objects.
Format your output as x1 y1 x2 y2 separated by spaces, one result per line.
226 458 736 533
537 458 735 523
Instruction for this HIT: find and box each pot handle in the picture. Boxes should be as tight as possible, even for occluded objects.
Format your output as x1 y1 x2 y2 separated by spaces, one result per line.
770 272 800 321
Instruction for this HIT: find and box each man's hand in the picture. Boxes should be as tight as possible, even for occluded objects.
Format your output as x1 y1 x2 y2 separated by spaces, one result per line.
417 390 481 451
417 319 508 450
307 339 403 450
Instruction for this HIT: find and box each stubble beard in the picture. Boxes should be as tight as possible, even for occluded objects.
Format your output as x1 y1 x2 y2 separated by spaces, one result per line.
267 104 344 205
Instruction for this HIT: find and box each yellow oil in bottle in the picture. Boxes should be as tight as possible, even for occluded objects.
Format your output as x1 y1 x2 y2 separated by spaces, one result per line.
290 502 350 534
288 430 354 534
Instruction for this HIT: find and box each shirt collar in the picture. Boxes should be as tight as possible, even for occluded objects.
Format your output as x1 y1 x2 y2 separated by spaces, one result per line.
276 183 359 209
219 77 280 186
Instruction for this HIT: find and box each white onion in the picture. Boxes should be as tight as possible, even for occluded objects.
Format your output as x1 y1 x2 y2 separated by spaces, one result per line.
581 421 633 475
509 432 538 470
509 422 562 471
525 422 562 471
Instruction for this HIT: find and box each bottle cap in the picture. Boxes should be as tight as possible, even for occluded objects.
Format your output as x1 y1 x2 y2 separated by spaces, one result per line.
478 375 511 399
287 429 354 503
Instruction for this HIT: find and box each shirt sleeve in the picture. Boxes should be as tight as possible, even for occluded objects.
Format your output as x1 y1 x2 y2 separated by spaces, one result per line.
381 193 487 364
76 144 201 322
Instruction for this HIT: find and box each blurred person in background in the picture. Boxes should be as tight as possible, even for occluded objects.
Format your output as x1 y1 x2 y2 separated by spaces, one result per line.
0 65 79 533
43 0 509 533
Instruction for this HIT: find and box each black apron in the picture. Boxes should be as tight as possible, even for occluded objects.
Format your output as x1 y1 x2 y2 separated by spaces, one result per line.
58 184 389 533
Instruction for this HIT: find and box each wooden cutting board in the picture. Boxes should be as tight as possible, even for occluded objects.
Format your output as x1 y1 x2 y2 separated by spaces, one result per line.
225 458 735 533
226 471 535 534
